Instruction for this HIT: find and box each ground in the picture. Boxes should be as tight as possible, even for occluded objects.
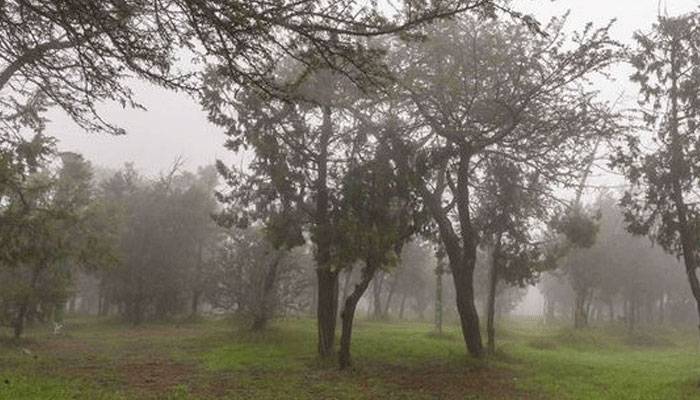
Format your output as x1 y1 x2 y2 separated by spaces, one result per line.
1 317 699 399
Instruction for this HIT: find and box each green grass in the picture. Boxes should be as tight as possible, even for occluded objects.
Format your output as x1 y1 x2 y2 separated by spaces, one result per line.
1 316 699 399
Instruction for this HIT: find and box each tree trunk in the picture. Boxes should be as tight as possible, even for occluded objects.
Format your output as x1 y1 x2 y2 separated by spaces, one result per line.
315 103 338 357
339 259 379 369
573 289 588 329
191 291 201 317
383 274 398 318
371 273 384 319
317 267 339 357
486 236 502 355
398 293 408 320
339 268 353 316
435 256 444 334
453 151 483 358
252 251 284 331
667 44 700 336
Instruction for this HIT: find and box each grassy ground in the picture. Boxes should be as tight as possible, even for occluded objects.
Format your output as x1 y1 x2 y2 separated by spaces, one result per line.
1 316 699 399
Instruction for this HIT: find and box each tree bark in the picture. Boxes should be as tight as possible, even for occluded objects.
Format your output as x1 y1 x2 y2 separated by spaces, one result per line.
388 133 482 357
317 268 339 357
453 151 484 357
339 258 379 369
315 104 338 357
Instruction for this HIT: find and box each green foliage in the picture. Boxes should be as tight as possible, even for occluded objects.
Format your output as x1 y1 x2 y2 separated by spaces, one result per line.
0 149 115 336
612 12 700 256
97 165 220 324
552 206 600 249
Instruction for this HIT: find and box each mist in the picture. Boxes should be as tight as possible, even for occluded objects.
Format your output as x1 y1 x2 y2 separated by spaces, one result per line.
2 1 700 399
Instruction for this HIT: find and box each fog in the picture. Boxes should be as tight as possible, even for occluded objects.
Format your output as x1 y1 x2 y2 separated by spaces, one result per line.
3 1 700 399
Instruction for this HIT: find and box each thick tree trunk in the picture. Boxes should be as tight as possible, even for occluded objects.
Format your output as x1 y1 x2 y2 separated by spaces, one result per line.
339 259 379 369
315 104 338 357
317 268 339 357
371 273 384 319
453 152 484 358
452 265 483 357
339 269 353 316
388 134 482 357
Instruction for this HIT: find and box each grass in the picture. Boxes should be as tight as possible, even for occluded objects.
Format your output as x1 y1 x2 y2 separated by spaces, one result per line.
1 316 699 399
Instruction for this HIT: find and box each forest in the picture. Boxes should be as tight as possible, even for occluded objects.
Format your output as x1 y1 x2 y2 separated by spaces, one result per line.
1 1 700 399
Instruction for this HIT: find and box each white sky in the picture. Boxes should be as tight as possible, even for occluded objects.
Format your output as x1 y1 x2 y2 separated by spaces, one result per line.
47 0 700 177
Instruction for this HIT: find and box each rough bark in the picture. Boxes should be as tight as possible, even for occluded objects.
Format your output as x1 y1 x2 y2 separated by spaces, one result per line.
317 268 339 356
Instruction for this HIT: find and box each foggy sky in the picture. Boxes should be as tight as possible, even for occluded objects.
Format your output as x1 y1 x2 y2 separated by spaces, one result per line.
47 0 699 177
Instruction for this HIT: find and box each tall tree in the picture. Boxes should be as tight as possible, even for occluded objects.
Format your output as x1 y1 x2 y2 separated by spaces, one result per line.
612 12 700 334
388 15 621 357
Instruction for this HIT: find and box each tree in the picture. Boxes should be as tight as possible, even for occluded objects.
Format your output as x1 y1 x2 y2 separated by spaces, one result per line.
334 141 421 369
97 164 219 324
387 15 621 357
612 12 700 334
208 73 343 356
0 0 520 142
0 151 113 338
475 157 546 353
205 227 312 330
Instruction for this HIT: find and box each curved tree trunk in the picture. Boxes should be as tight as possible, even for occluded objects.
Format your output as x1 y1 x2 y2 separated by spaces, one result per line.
452 264 483 357
339 259 379 369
